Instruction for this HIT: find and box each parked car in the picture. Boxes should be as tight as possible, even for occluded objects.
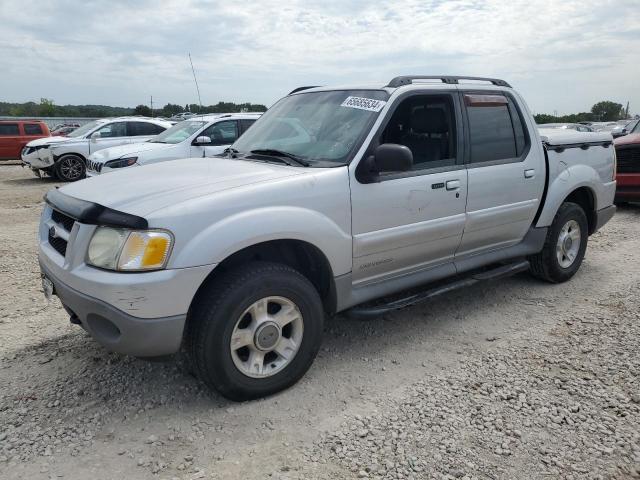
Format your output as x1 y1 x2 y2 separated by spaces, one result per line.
0 120 50 160
21 117 172 181
611 119 639 138
613 119 640 203
169 112 197 121
50 123 81 137
39 75 616 400
537 123 594 132
86 113 260 176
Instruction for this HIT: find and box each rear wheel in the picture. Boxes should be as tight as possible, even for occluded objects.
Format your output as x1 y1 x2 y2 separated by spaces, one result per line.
187 261 324 401
529 202 588 283
55 154 85 182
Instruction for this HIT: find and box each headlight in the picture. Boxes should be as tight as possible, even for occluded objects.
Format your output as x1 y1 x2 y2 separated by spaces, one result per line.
105 156 138 169
87 227 173 271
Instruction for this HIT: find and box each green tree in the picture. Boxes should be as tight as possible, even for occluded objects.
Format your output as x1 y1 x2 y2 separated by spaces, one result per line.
133 104 152 116
39 98 56 116
591 101 624 122
161 103 183 116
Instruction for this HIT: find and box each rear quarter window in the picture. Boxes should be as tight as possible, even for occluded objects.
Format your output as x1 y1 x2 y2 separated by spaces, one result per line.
0 124 19 135
24 123 44 135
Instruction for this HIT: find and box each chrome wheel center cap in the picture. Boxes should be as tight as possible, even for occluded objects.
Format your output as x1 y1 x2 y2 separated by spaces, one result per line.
254 322 281 351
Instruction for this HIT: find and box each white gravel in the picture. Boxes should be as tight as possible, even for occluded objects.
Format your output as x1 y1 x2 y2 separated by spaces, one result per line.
0 165 639 479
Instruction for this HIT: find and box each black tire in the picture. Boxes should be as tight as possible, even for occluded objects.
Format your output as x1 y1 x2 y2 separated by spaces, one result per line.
529 202 588 283
55 154 86 182
187 261 324 401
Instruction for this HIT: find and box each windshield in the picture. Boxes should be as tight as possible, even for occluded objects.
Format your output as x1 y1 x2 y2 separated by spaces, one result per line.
232 90 389 165
628 119 640 134
151 120 207 144
67 120 102 138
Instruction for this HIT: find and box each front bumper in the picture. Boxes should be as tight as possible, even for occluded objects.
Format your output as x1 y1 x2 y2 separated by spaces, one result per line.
21 148 53 169
40 260 186 357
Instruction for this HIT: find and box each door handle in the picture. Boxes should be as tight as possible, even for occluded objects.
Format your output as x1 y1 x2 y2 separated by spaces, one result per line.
524 169 535 178
446 180 460 190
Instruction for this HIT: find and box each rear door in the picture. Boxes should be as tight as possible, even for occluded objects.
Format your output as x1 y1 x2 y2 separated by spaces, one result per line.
127 121 166 142
456 92 544 257
350 91 467 286
0 123 21 159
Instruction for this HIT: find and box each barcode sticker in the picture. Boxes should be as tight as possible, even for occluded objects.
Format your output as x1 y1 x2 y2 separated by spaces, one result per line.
340 96 386 112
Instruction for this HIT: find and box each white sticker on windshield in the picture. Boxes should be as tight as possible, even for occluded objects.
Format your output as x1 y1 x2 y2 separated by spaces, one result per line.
340 96 386 112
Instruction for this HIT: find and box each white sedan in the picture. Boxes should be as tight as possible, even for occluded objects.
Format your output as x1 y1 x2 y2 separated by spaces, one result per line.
86 113 261 176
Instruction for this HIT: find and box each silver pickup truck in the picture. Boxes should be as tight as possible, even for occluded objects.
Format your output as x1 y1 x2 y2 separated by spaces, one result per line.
38 76 616 400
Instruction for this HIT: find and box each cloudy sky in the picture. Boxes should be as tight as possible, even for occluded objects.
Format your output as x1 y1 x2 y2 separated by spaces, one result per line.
1 0 638 115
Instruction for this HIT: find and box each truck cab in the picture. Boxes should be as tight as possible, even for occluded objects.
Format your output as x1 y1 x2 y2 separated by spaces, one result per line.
38 76 616 401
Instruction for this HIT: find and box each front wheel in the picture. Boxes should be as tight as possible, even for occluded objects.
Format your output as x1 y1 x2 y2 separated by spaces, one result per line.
529 202 588 283
187 262 324 401
55 154 85 181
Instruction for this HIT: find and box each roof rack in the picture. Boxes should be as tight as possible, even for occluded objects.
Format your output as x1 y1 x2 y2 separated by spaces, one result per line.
386 76 511 88
288 86 321 95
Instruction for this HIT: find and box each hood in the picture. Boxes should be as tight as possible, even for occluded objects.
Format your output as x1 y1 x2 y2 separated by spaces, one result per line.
27 136 70 147
88 141 169 162
58 157 306 216
614 133 640 147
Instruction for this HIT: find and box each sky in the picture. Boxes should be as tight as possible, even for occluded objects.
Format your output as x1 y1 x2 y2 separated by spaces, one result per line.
0 0 638 115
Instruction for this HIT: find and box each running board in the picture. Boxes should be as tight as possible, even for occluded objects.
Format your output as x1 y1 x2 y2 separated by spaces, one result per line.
346 260 530 319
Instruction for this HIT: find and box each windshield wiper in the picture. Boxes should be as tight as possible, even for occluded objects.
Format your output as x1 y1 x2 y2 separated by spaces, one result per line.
249 149 310 167
151 140 167 143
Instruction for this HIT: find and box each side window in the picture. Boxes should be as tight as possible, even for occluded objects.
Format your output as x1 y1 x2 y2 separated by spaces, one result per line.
24 124 44 135
96 122 127 138
200 121 238 145
239 119 256 135
128 122 165 136
379 95 457 170
465 94 528 163
0 124 19 135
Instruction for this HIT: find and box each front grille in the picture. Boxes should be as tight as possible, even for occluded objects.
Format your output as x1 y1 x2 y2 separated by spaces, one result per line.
87 159 103 173
48 232 67 257
616 146 640 174
51 209 75 232
48 209 75 258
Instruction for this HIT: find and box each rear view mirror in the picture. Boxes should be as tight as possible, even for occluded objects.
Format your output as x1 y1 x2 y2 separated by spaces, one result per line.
194 136 212 145
90 131 101 142
374 143 413 173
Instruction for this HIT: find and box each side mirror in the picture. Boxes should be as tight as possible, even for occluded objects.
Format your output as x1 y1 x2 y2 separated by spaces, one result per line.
194 136 212 145
90 131 101 142
374 143 413 173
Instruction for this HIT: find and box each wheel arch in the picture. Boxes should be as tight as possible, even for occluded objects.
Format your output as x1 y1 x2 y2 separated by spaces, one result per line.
189 239 339 317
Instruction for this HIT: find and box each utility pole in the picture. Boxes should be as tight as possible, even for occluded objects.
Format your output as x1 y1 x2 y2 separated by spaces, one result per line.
150 95 154 117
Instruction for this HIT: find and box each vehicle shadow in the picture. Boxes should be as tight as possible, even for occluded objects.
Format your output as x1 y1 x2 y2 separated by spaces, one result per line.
2 176 60 186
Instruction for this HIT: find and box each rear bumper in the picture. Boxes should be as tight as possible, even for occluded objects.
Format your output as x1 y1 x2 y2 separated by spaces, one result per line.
615 173 640 200
594 205 616 233
40 260 186 357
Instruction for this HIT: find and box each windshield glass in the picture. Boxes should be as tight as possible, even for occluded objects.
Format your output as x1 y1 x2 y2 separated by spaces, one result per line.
628 119 640 134
232 90 389 165
67 120 102 138
151 120 207 144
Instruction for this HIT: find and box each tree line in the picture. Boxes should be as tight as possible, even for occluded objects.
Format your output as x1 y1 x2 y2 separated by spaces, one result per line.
534 101 632 124
0 98 267 118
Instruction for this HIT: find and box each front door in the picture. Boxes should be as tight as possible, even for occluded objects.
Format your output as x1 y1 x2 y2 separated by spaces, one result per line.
456 92 544 257
350 91 467 286
191 120 239 157
89 121 130 154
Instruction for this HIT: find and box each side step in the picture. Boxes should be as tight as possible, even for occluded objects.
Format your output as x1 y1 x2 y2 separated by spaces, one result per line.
346 260 530 319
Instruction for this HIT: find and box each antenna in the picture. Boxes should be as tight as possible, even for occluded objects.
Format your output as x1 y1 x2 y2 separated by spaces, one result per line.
189 53 203 111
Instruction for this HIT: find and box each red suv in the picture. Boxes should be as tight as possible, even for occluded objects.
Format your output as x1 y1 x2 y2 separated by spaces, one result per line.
0 120 51 160
614 119 640 203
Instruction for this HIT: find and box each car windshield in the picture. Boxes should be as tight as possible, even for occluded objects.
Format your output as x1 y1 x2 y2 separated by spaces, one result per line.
231 90 390 166
628 120 639 134
151 120 207 144
67 120 102 138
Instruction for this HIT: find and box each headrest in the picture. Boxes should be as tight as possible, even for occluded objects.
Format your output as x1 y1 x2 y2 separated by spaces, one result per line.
410 108 448 134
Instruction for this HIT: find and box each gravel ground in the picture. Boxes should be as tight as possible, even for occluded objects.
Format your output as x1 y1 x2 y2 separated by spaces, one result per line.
0 164 639 479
